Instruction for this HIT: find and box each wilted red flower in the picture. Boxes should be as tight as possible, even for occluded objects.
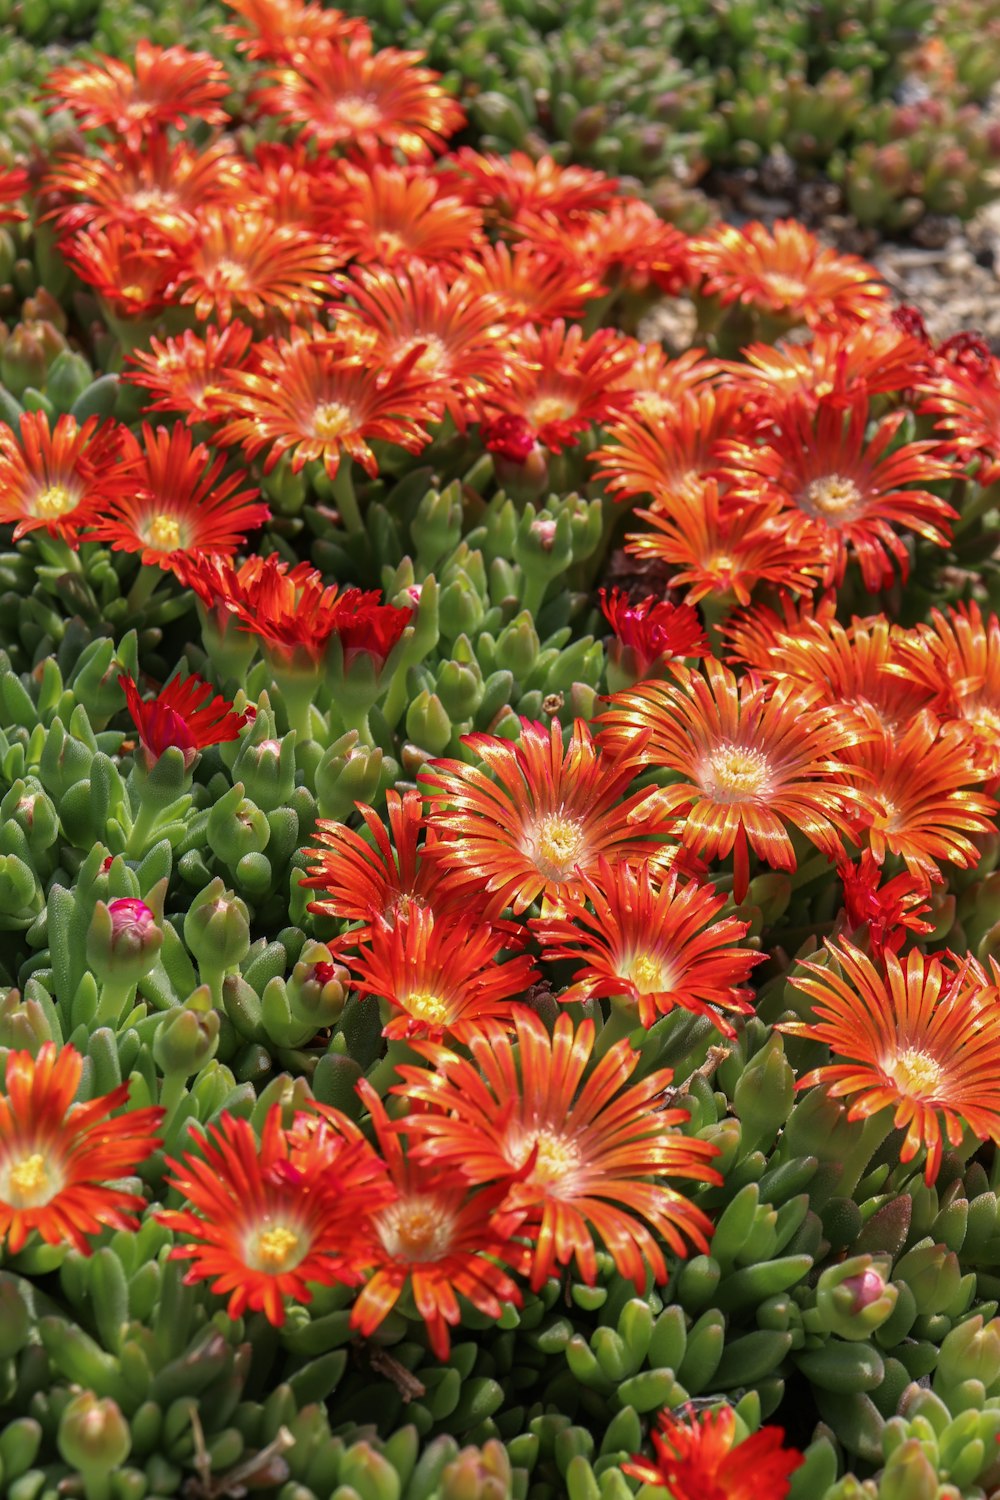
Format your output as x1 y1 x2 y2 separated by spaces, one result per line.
623 1405 803 1500
420 717 676 915
119 671 251 765
90 423 268 566
251 35 465 159
531 857 760 1032
0 1042 163 1256
44 42 230 146
125 322 257 424
395 1008 721 1290
782 939 1000 1183
0 410 138 546
688 218 891 328
839 851 933 960
599 587 709 682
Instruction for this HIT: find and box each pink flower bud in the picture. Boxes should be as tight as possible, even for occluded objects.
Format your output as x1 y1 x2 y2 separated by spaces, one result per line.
841 1267 886 1313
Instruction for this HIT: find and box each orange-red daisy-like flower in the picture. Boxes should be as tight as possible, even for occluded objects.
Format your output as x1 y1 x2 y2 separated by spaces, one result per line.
597 659 869 901
458 240 604 327
839 851 933 961
517 197 691 297
342 905 538 1042
219 0 369 61
623 1405 804 1500
688 218 891 328
599 586 709 686
124 323 257 424
592 386 758 511
159 1104 390 1325
332 163 484 269
917 348 1000 484
90 424 268 567
167 207 340 326
480 320 637 454
44 43 230 146
835 710 996 886
781 939 1000 1184
60 223 179 320
395 1008 721 1290
718 394 958 591
0 410 138 546
213 328 440 478
725 322 930 409
338 1081 523 1360
419 717 676 915
235 142 350 231
610 345 722 428
0 166 28 224
252 35 465 159
625 481 826 608
47 137 243 242
335 265 510 428
440 148 617 224
890 601 1000 778
0 1042 163 1256
120 671 251 766
531 857 761 1033
303 789 476 940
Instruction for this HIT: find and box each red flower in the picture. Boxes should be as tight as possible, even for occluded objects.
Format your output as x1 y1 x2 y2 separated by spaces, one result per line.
44 42 230 146
0 411 138 546
47 137 243 242
0 166 28 224
599 586 709 681
481 414 535 463
839 851 933 960
119 671 251 766
440 148 617 224
459 240 604 327
623 1405 803 1500
219 0 369 62
61 223 179 320
125 323 256 424
331 162 484 269
167 207 341 326
0 1042 163 1256
395 1008 721 1290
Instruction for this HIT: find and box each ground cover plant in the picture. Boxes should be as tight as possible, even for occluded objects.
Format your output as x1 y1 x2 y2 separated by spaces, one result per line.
5 4 1000 1500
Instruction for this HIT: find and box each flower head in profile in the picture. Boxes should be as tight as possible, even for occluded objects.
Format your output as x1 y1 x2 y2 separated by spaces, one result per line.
61 224 179 321
44 42 230 146
420 717 676 915
623 1404 803 1500
781 939 1000 1183
599 586 709 686
598 659 868 901
119 671 251 767
891 601 1000 778
91 423 269 567
0 1042 163 1255
531 857 761 1033
396 1008 721 1290
220 0 369 61
0 411 139 545
688 218 890 328
159 1104 391 1325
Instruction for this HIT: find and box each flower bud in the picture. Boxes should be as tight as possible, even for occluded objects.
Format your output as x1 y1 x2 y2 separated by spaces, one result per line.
153 986 221 1079
732 1033 795 1151
58 1392 131 1480
45 349 93 413
441 1440 513 1500
815 1255 898 1341
315 735 384 823
230 728 296 813
183 878 251 974
0 987 54 1053
936 1315 1000 1393
1 320 66 397
87 896 163 986
436 657 484 720
0 779 58 859
412 483 463 571
207 782 271 869
495 613 539 677
406 690 452 756
288 943 348 1028
878 1438 939 1500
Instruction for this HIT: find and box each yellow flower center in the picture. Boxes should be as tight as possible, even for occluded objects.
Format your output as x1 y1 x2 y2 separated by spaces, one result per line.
398 333 450 377
761 270 807 304
801 474 864 522
966 701 1000 738
253 1224 301 1270
703 743 771 803
623 949 672 995
521 1129 581 1192
631 391 675 422
377 1195 456 1261
213 256 249 290
403 990 450 1025
527 812 586 881
34 484 77 519
334 95 383 130
147 513 182 551
888 1047 942 1097
5 1152 53 1207
313 401 353 442
529 394 575 428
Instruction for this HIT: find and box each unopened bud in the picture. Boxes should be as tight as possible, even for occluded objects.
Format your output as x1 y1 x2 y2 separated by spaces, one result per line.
58 1391 131 1477
87 896 163 986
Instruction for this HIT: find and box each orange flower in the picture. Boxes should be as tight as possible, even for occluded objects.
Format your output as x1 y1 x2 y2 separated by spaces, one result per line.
719 394 958 591
440 147 617 224
592 387 757 511
47 137 243 242
836 711 996 886
159 1105 391 1325
333 162 484 269
167 207 340 326
395 1008 721 1290
90 423 268 567
220 0 369 61
303 789 477 940
725 322 930 408
235 142 350 231
0 1042 163 1256
213 328 440 478
610 345 722 428
625 480 826 607
44 42 230 146
0 166 28 224
61 223 179 320
252 35 465 159
688 218 891 328
891 601 1000 778
531 857 761 1033
335 265 511 428
124 322 256 424
597 659 868 901
721 591 840 672
517 196 691 297
458 239 604 327
0 410 138 546
419 717 676 915
339 1082 523 1360
781 939 1000 1183
623 1405 803 1500
918 347 1000 484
